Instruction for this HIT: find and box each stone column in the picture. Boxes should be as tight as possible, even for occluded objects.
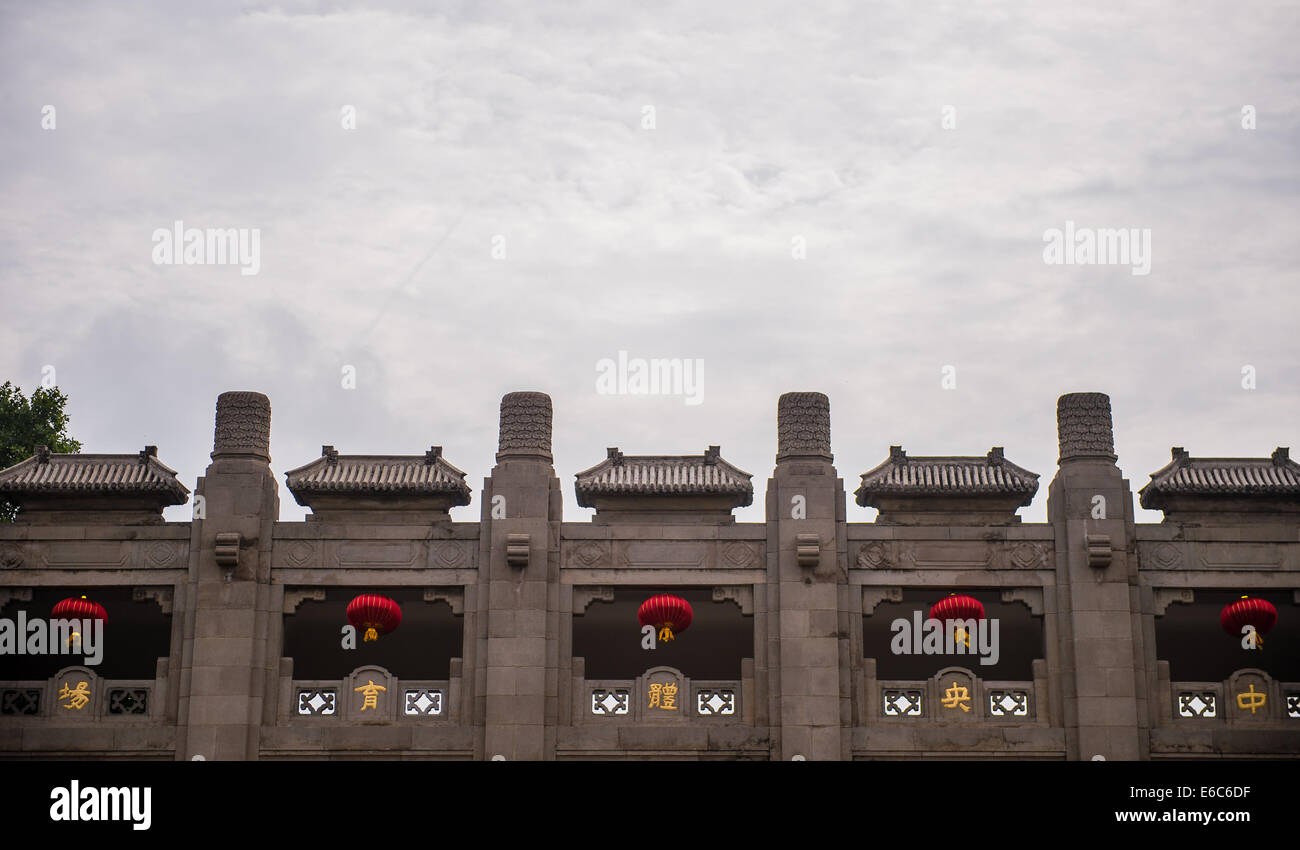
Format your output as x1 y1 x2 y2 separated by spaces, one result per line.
1047 392 1147 760
479 392 562 760
766 392 848 760
178 392 280 760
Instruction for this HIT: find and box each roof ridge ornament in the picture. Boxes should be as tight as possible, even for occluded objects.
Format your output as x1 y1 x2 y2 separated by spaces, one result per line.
322 445 338 465
606 447 624 466
987 447 1004 466
425 446 442 465
1171 446 1190 465
35 445 50 465
704 445 720 465
1272 447 1290 466
139 445 158 464
889 445 907 464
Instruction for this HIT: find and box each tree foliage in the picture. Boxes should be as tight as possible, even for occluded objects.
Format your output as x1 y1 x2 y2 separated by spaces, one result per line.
0 381 82 522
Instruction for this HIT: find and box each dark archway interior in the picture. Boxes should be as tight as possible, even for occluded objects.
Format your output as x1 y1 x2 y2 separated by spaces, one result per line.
1156 590 1298 682
573 587 752 679
0 588 171 680
283 587 463 680
864 589 1043 680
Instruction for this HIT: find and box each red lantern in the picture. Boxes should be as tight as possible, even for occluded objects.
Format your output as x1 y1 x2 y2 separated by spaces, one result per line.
1221 596 1277 648
51 595 107 649
347 594 401 642
929 593 985 647
638 594 693 643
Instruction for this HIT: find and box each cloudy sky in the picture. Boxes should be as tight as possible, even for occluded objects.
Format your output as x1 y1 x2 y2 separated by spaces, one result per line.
1 0 1296 524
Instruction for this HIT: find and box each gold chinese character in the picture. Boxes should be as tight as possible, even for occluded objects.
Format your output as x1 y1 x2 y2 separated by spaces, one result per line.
353 679 387 711
648 681 678 711
1236 683 1266 715
941 681 971 713
58 680 91 711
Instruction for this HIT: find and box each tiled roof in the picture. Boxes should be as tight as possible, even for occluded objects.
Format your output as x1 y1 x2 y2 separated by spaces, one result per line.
1138 447 1300 508
856 446 1039 507
575 446 753 508
285 446 471 505
0 446 190 503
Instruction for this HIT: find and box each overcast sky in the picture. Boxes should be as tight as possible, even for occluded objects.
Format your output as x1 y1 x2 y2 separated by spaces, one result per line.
1 1 1296 525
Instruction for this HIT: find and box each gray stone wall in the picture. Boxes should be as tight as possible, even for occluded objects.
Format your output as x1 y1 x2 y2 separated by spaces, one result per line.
1 390 1296 760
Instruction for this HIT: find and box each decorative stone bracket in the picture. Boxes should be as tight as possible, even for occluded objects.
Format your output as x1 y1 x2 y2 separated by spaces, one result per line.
573 586 615 613
506 533 530 568
423 587 464 615
999 587 1044 616
862 586 903 615
214 532 241 580
1086 533 1111 568
1153 588 1194 616
796 533 820 568
0 587 32 609
284 588 327 613
132 587 174 615
711 585 754 615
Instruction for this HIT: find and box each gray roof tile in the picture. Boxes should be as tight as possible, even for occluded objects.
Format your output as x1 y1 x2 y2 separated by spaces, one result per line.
284 445 471 505
575 446 753 508
1138 447 1299 508
856 446 1039 507
0 446 190 504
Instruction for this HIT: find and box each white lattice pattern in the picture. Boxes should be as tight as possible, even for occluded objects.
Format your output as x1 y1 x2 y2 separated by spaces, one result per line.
882 689 922 717
297 689 337 716
591 689 629 716
1177 692 1216 718
988 690 1029 717
404 689 443 716
696 690 735 715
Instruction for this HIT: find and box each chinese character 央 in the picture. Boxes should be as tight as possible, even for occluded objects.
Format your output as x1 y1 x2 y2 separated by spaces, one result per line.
940 681 971 713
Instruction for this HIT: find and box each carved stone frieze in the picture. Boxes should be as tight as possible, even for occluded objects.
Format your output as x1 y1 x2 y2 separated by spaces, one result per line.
39 541 128 569
856 542 893 569
0 543 24 570
617 541 707 569
566 540 611 568
900 542 993 570
333 541 420 568
1008 542 1049 570
720 541 758 568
